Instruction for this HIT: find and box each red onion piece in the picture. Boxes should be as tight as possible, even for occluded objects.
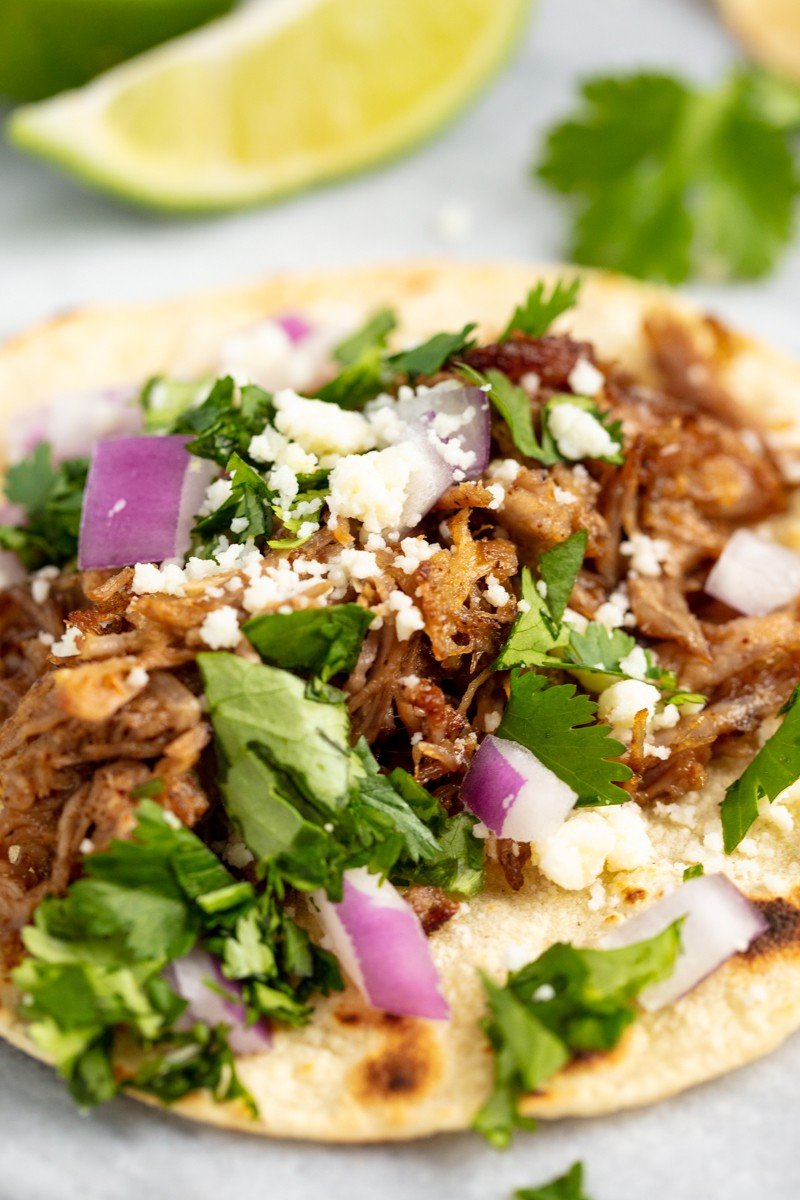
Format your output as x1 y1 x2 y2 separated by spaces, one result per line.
600 873 767 1011
313 868 449 1020
397 385 491 526
275 312 313 343
705 529 800 617
168 950 272 1054
78 435 215 570
6 385 140 464
460 734 578 843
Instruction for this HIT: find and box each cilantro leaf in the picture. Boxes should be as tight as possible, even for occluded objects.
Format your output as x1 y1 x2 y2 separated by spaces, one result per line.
316 347 388 410
537 70 798 284
172 378 273 466
494 568 567 672
388 767 484 896
333 308 397 366
721 683 800 852
386 323 477 378
243 604 373 683
497 671 632 805
474 924 681 1146
140 376 211 433
462 366 559 464
14 802 338 1109
540 530 587 625
683 863 704 881
501 278 581 340
0 443 89 569
192 451 274 548
515 1162 591 1200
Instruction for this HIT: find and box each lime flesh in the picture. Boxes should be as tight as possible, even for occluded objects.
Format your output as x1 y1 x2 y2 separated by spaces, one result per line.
8 0 532 211
0 0 236 102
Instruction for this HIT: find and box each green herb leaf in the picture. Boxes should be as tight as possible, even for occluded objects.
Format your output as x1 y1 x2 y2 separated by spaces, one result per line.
244 604 374 682
172 377 273 467
515 1162 591 1200
494 568 568 672
462 366 559 463
682 863 704 881
540 530 587 625
537 70 798 284
388 768 484 896
387 323 477 378
316 348 388 410
497 670 632 805
130 1023 256 1114
333 308 397 366
140 376 211 433
0 443 89 569
501 278 581 340
721 683 800 852
474 924 682 1146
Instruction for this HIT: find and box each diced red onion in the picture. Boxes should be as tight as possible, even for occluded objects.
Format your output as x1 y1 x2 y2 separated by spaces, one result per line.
705 529 800 617
5 385 140 464
313 867 449 1020
275 312 313 343
460 734 577 843
600 873 767 1011
397 385 491 526
78 435 215 570
167 949 272 1054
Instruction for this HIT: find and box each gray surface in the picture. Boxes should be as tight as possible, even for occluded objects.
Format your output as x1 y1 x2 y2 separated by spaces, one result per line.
1 0 799 1196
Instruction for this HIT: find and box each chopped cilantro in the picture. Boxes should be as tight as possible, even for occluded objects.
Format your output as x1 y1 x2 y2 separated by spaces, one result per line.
192 452 274 548
243 604 373 682
130 779 166 800
316 348 388 410
198 654 454 897
683 863 704 881
0 443 88 569
13 802 339 1108
514 1162 591 1200
537 70 799 283
721 684 800 853
462 366 559 464
333 308 397 366
493 568 567 672
540 530 587 625
140 376 211 433
171 377 273 467
388 767 484 896
386 323 477 378
501 277 581 340
497 670 632 806
474 924 682 1146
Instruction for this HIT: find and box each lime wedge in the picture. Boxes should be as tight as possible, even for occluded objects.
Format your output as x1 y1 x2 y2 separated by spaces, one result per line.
0 0 236 102
7 0 532 212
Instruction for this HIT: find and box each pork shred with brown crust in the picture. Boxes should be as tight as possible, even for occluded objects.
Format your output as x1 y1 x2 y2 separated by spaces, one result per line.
0 316 796 959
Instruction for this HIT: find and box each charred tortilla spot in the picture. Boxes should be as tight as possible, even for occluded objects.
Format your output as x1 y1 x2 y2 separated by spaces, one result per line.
623 887 648 904
351 1021 441 1103
745 897 800 960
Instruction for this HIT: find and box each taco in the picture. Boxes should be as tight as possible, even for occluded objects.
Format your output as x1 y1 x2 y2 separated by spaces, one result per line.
1 261 800 1144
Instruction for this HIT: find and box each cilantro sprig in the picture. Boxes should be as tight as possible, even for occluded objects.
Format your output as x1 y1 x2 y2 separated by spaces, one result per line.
13 802 341 1108
498 670 632 806
537 69 799 283
515 1162 591 1200
244 604 374 683
721 684 800 853
495 531 587 671
0 443 88 569
501 277 581 340
475 925 681 1147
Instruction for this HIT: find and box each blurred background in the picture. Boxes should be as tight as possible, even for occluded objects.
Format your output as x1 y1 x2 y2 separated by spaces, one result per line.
1 0 800 352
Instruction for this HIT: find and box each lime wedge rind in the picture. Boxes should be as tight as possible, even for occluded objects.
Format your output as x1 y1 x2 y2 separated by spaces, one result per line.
7 0 532 213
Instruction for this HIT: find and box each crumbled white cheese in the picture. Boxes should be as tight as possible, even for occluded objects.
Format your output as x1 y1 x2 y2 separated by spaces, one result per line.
222 839 255 869
51 625 83 658
553 485 577 505
132 562 188 596
520 372 541 395
484 710 502 733
484 574 511 608
594 585 634 631
652 703 681 730
386 590 424 641
274 388 376 462
198 605 241 649
7 844 20 865
267 463 300 511
563 607 589 633
327 443 417 533
621 533 671 578
394 536 439 575
598 679 660 730
198 477 233 517
488 458 522 484
548 402 619 461
602 803 653 871
327 548 379 590
126 667 150 689
618 645 649 680
568 357 605 397
31 565 59 606
538 812 615 890
486 483 505 510
230 516 249 535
